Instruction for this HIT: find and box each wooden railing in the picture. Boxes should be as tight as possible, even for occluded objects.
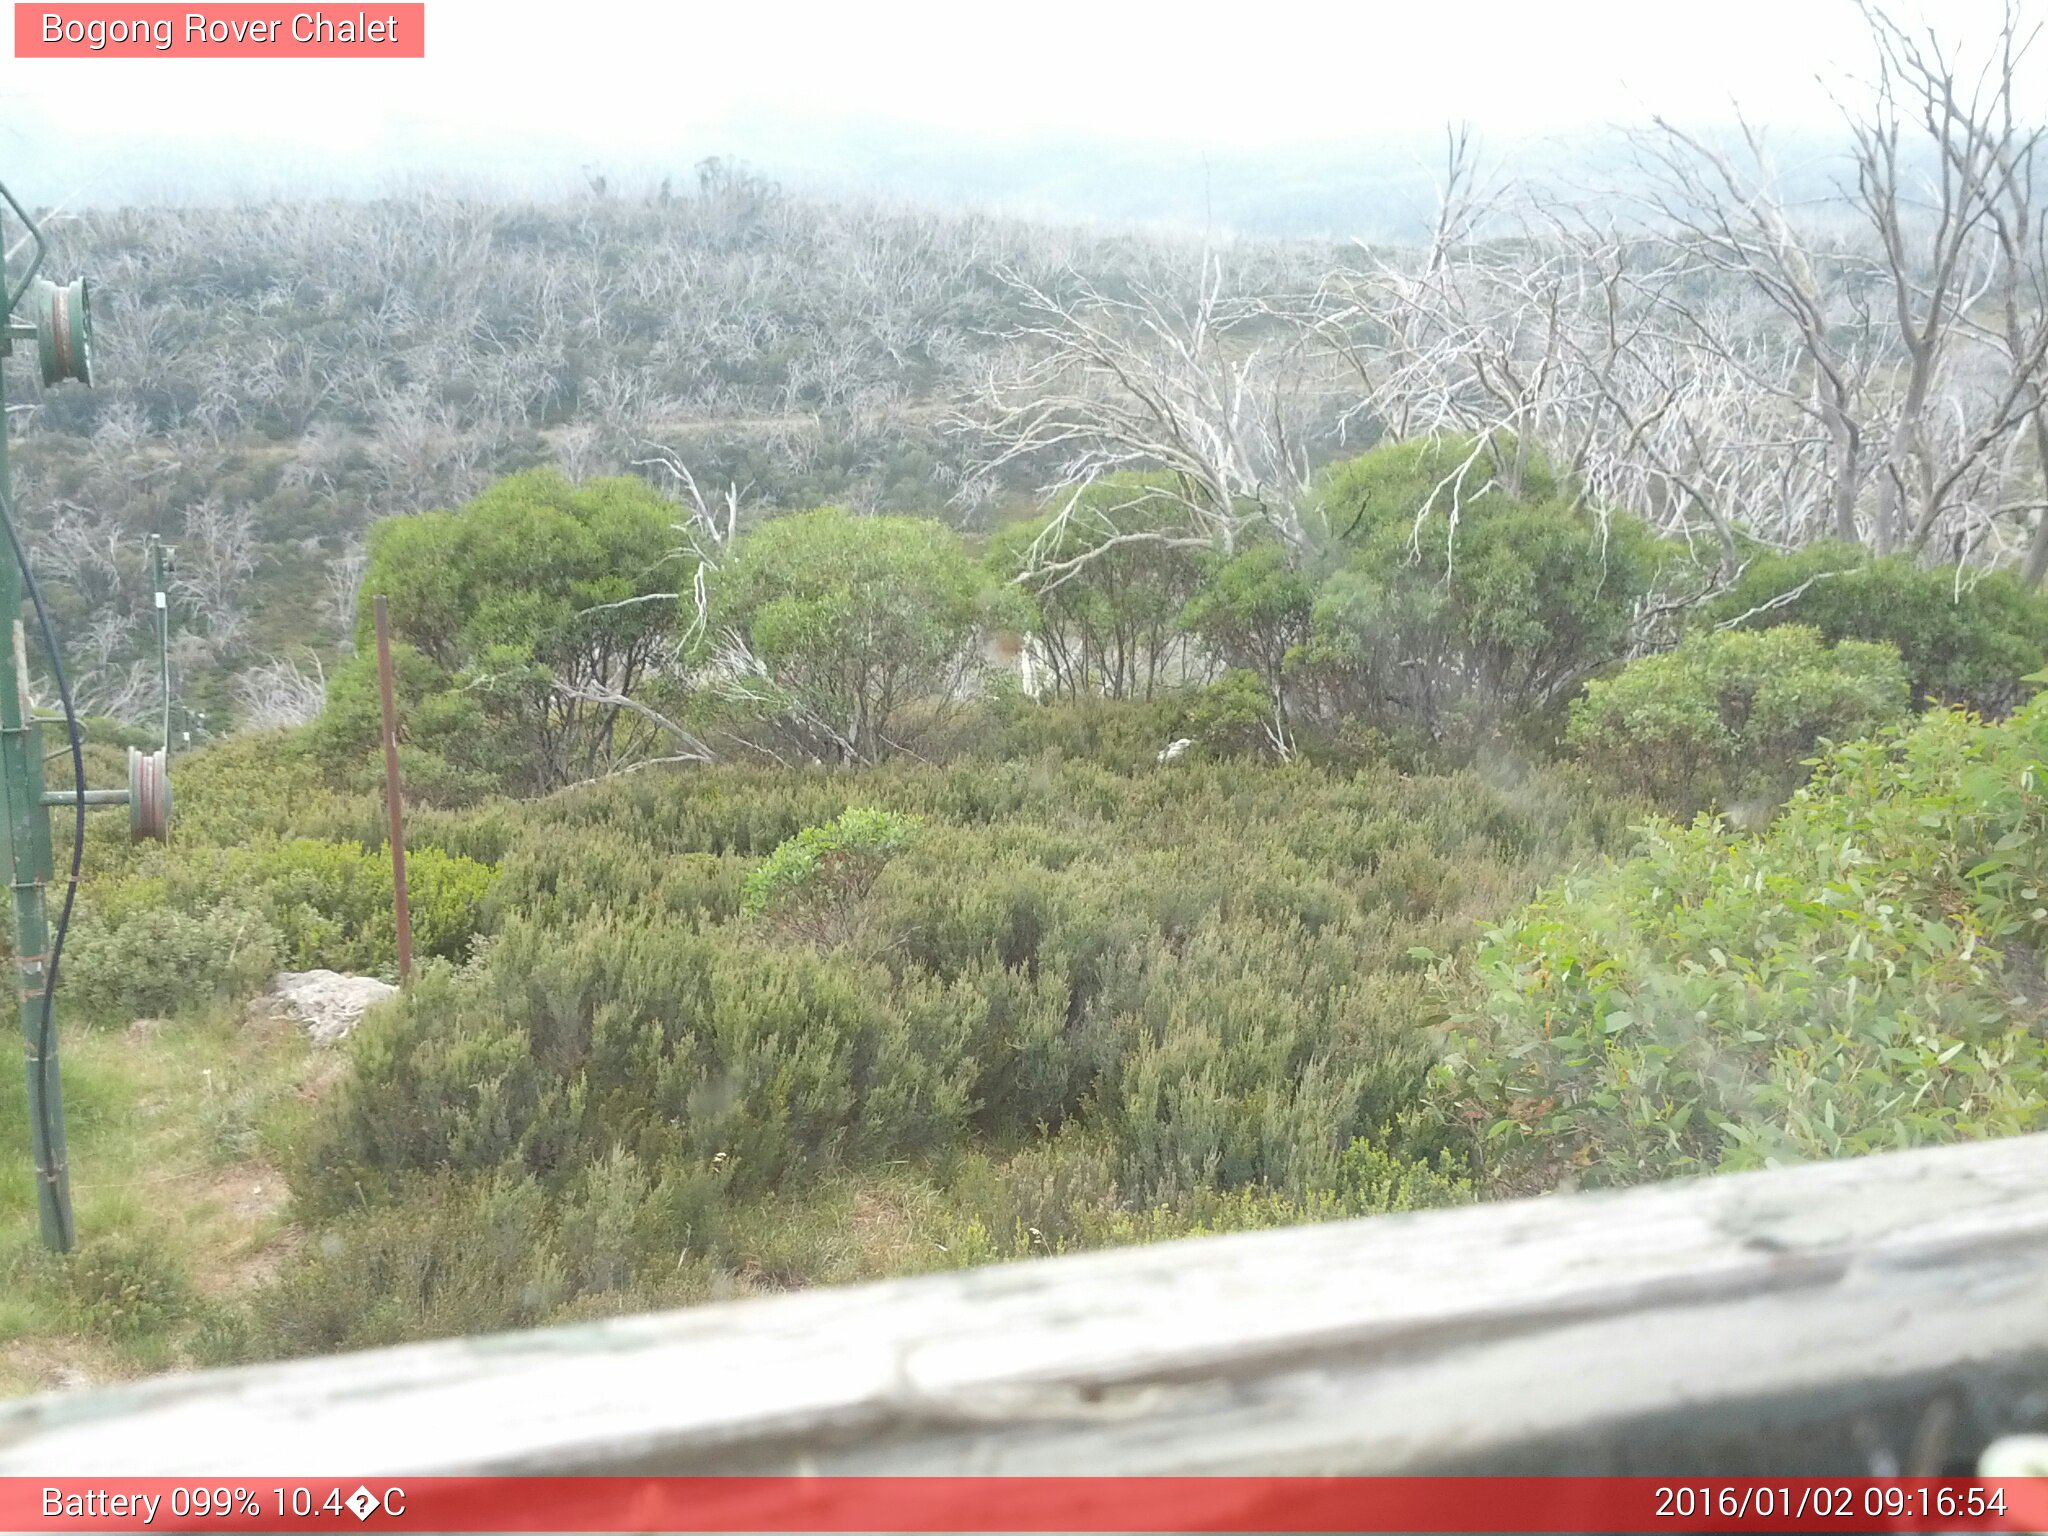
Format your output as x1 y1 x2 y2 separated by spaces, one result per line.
3 1133 2046 1477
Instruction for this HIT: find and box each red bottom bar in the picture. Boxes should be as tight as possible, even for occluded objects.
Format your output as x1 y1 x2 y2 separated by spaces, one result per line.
6 1476 2048 1533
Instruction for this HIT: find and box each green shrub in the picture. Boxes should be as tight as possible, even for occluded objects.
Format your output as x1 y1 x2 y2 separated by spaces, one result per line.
1567 626 1912 820
72 731 384 879
1305 437 1675 740
1182 670 1276 758
1432 695 2048 1195
1177 542 1314 716
246 1174 567 1356
78 837 494 990
741 807 924 946
1703 543 2048 715
710 508 997 761
968 695 1190 770
1326 1135 1474 1213
81 716 166 753
62 902 280 1020
68 1232 190 1340
342 469 691 797
309 646 500 807
193 730 1661 1351
924 1129 1473 1265
233 839 493 973
292 753 1630 1231
989 475 1209 701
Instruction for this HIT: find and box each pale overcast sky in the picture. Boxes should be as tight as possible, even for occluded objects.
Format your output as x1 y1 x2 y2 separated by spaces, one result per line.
1 0 2038 227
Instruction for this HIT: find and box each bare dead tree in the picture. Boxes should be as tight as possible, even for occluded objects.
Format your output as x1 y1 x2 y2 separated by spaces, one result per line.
1595 3 2048 566
1311 136 1506 417
232 653 327 728
68 659 161 725
548 677 716 782
629 439 745 647
1271 3 2044 597
957 253 1338 575
171 497 258 646
1850 0 2048 557
1618 113 1885 548
323 540 368 647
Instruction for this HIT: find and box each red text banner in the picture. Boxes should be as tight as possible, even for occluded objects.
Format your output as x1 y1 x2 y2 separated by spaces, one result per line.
14 5 425 57
4 1476 2048 1533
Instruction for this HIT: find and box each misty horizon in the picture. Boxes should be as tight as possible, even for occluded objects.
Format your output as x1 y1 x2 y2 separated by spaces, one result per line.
6 0 2036 238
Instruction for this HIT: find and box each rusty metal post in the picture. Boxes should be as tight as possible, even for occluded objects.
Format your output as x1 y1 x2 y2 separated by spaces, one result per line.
372 595 413 985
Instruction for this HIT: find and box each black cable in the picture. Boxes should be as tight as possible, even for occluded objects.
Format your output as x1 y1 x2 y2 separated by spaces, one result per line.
0 481 81 1252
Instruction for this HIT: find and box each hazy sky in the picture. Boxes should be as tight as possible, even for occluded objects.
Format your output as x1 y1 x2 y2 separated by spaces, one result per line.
1 0 2038 223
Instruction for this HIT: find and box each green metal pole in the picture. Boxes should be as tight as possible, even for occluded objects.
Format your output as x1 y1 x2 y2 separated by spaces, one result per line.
149 535 170 754
0 237 74 1252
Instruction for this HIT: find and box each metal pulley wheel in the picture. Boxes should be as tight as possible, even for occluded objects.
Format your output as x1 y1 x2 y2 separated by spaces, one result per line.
127 747 170 842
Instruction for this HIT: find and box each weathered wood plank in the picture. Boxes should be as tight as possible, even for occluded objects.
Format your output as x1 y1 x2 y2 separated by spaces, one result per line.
4 1134 2047 1475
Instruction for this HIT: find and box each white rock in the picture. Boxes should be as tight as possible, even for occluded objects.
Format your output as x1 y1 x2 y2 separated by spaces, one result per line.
269 970 400 1046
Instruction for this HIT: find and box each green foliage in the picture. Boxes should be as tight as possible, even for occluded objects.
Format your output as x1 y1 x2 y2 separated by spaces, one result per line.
1177 542 1315 704
63 904 281 1020
141 731 384 853
70 837 494 1012
741 808 923 947
226 840 495 973
989 476 1210 701
1567 626 1912 820
711 508 992 760
14 186 1319 745
923 1126 1472 1263
68 1232 191 1341
310 644 499 806
245 1173 572 1356
81 716 166 753
338 470 689 796
956 694 1190 771
40 182 2048 1379
292 745 1627 1254
1703 543 2048 715
1432 696 2048 1194
1183 669 1276 758
1306 438 1672 739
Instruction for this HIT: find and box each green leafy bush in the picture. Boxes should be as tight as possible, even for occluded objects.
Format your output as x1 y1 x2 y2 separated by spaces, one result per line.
1703 543 2048 715
246 1174 572 1357
309 644 500 807
963 695 1190 770
330 470 690 797
1305 437 1674 740
710 508 997 761
221 839 494 973
926 1128 1473 1263
989 475 1209 701
162 732 385 848
741 808 922 946
1432 695 2048 1195
1177 542 1314 716
1567 626 1911 820
72 836 494 1009
62 902 281 1020
1182 669 1276 758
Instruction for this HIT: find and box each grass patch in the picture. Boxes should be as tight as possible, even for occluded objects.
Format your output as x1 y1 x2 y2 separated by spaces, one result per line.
0 1000 319 1395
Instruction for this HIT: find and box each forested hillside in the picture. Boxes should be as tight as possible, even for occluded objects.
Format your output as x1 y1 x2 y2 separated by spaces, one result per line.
6 163 1334 734
4 2 2048 1397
